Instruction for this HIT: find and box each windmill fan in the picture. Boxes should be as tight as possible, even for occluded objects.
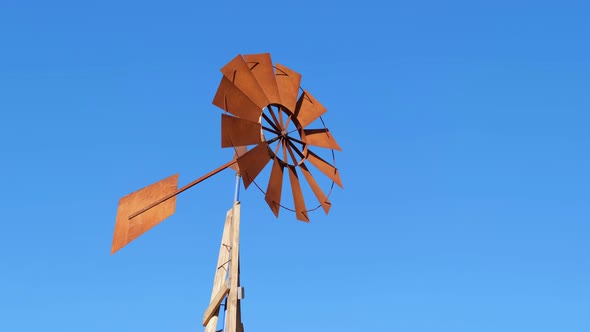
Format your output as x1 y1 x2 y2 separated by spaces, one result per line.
111 53 343 332
215 53 343 221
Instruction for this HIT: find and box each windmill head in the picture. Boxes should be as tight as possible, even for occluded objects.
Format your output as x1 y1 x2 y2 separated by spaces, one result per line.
111 53 343 254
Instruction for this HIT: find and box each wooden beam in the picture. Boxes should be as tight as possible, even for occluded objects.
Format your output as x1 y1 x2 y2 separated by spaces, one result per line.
225 202 241 332
202 285 229 326
204 208 233 332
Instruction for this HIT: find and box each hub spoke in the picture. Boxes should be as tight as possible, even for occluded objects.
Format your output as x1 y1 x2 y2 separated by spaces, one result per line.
267 106 283 131
262 113 281 132
262 125 281 135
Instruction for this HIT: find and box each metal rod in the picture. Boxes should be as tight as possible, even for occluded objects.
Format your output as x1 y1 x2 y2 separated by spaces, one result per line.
285 141 299 165
286 139 306 159
234 172 241 203
266 136 281 145
128 159 237 220
284 113 293 131
267 106 283 130
261 113 281 132
281 139 288 164
262 125 281 135
273 139 282 156
286 135 306 146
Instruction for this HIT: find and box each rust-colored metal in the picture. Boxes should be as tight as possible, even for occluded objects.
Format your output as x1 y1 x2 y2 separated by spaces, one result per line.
243 53 281 105
236 142 271 189
285 140 301 166
286 139 306 162
283 110 293 132
307 150 343 189
112 160 238 253
261 113 281 133
281 136 289 164
299 163 331 214
267 106 282 131
294 90 327 128
278 107 285 129
214 53 343 221
221 55 269 110
113 53 343 256
127 160 237 221
229 145 248 173
212 76 262 123
302 128 342 151
264 157 284 217
274 63 301 113
221 114 262 148
287 165 309 222
111 174 179 254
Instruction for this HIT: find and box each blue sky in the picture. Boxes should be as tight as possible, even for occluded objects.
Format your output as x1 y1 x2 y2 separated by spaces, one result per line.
1 1 589 331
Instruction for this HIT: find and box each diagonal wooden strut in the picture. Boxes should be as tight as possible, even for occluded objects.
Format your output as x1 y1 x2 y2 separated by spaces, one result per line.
203 208 233 331
128 160 237 220
203 285 229 327
203 202 243 332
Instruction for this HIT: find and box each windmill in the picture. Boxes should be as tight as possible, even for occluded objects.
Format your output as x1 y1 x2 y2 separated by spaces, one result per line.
111 53 343 332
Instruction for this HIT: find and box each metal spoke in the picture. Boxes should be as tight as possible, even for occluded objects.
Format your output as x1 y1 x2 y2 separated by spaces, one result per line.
267 106 283 131
262 113 281 132
287 135 305 146
284 113 293 130
286 139 305 160
273 139 282 156
285 142 299 165
281 138 288 164
266 136 281 145
278 107 284 129
262 125 281 135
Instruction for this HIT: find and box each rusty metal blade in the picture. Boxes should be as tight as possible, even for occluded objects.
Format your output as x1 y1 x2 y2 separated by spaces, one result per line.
299 163 331 214
302 128 342 151
230 146 248 173
112 174 179 254
274 63 301 113
212 76 262 123
307 150 343 188
221 114 262 148
237 142 271 189
287 165 309 222
294 90 327 128
221 55 269 109
264 157 284 217
243 53 281 105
